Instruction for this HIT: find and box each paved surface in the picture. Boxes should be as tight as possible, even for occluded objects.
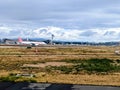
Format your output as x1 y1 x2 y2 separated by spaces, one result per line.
0 82 13 90
0 82 118 90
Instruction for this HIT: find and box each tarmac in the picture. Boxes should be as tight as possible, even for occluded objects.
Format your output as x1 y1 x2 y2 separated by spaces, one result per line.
0 82 120 90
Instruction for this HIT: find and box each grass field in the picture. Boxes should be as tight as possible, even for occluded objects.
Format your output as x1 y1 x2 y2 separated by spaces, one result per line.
0 45 120 86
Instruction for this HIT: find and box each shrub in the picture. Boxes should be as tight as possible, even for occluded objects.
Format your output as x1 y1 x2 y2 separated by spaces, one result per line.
50 66 73 74
0 76 19 82
116 59 120 63
73 58 117 73
26 46 32 49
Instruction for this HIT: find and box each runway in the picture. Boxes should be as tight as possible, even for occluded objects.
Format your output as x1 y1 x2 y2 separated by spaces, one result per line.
1 82 119 90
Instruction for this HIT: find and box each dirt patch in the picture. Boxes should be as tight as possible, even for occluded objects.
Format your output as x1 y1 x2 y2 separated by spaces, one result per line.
22 62 71 68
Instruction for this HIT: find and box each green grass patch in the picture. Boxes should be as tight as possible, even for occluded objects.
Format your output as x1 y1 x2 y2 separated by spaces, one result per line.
0 73 37 82
47 58 120 74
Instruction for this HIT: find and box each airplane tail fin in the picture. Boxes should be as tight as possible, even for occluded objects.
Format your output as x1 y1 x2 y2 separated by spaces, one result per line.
18 37 23 42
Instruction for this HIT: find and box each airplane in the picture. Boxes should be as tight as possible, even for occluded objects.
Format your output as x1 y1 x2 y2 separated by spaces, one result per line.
18 37 47 46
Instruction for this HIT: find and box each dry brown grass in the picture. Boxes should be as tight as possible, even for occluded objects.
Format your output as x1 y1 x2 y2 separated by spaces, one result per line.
0 46 120 86
36 73 120 86
0 46 119 59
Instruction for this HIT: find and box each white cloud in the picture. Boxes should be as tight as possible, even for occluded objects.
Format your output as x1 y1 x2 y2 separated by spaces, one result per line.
0 25 120 42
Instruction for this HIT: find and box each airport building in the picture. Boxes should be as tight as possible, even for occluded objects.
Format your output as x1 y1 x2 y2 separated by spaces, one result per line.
3 39 17 44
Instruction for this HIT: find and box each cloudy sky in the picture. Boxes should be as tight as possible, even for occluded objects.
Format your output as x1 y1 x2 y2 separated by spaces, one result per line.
0 0 120 42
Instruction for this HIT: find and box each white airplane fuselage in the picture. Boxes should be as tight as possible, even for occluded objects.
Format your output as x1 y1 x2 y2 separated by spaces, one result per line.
18 37 46 46
20 41 46 45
